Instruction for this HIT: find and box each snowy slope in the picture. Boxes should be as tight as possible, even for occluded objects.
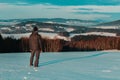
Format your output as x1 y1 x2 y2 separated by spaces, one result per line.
95 26 119 29
70 32 116 38
1 32 71 41
1 32 57 39
1 31 117 41
1 51 120 80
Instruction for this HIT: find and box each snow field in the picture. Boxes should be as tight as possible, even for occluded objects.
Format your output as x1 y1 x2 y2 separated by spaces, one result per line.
1 51 120 80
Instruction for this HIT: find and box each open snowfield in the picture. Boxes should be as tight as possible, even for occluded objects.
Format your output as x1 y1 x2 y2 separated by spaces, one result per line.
1 51 120 80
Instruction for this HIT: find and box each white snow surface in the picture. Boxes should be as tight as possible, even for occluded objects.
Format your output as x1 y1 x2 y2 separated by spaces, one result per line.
1 51 120 80
1 32 70 41
1 32 117 41
95 26 119 29
70 32 116 37
1 32 57 39
39 28 54 32
65 28 75 32
1 33 31 39
0 27 12 31
54 35 71 41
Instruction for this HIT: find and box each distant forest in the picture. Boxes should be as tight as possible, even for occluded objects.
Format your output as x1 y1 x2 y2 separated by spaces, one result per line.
0 34 120 53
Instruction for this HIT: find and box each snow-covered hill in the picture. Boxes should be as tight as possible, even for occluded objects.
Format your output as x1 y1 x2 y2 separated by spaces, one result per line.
1 51 120 80
95 26 119 29
94 20 120 29
70 32 117 38
1 32 56 39
96 20 120 26
0 18 101 26
80 32 116 36
1 32 71 41
1 31 117 41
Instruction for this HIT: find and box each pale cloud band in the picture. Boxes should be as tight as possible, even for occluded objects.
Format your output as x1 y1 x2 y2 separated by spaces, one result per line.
0 3 120 20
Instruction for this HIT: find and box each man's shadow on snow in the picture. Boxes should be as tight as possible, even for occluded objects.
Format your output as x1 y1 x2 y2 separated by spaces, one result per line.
39 52 107 67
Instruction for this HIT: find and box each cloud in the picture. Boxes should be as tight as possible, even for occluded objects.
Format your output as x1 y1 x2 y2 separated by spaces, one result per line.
76 8 94 11
0 0 120 6
0 3 119 21
71 5 120 13
15 2 29 5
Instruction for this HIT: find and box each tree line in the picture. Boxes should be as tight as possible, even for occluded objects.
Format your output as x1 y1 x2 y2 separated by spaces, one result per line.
0 34 120 53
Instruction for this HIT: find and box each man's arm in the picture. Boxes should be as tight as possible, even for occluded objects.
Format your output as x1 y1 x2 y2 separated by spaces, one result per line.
29 35 32 51
38 34 43 51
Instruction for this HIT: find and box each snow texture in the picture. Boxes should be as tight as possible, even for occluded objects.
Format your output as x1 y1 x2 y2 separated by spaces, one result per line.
70 32 116 37
1 31 117 41
1 32 57 39
1 51 120 80
1 32 70 41
95 26 119 29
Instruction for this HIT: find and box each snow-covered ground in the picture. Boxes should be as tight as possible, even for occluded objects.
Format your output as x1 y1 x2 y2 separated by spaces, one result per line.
1 51 120 80
70 32 116 37
95 26 119 29
1 32 57 39
1 31 117 41
1 32 71 41
39 28 54 32
81 32 116 36
64 27 75 32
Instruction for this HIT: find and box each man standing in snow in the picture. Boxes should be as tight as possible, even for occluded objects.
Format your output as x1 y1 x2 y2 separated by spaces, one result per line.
29 26 42 67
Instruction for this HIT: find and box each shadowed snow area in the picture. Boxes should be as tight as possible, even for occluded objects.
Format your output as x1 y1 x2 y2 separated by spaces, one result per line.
0 51 120 80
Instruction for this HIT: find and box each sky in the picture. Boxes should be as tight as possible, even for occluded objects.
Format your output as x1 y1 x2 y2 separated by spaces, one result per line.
0 0 120 21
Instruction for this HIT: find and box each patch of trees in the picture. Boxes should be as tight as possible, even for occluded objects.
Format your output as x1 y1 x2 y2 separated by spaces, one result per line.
58 32 70 37
21 37 65 52
1 34 120 53
68 35 120 51
0 35 21 53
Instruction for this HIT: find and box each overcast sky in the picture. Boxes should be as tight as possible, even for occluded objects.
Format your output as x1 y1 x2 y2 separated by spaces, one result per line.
0 0 120 21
